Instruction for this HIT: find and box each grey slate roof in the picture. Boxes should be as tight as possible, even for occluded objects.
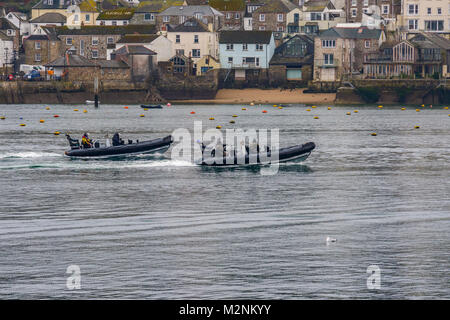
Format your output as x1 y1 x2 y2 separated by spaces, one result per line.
219 30 272 44
117 34 160 44
47 25 156 36
320 27 382 40
46 54 97 67
33 0 80 9
159 5 224 17
30 12 67 24
167 18 209 32
114 45 157 55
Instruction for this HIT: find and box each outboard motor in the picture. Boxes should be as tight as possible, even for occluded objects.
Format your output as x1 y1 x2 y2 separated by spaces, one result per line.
66 134 80 150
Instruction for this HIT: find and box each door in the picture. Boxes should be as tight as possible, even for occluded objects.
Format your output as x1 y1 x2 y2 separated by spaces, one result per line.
321 68 335 81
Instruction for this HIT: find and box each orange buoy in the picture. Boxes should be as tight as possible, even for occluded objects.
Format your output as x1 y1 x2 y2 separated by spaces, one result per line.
53 115 59 118
39 119 45 123
262 110 267 113
124 106 129 109
190 111 195 114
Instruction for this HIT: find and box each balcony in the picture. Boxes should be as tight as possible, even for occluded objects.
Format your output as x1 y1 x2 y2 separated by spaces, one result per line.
225 62 261 69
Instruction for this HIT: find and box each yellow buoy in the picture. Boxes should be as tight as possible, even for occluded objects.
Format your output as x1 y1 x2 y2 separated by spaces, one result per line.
421 104 425 107
229 120 235 124
306 109 311 112
216 125 222 129
278 106 283 109
314 116 319 119
83 109 87 113
416 109 420 112
312 105 317 108
327 107 331 110
45 107 50 110
0 116 5 120
346 112 351 115
354 110 359 113
54 131 60 135
144 108 149 111
73 109 79 111
401 107 406 110
273 104 277 107
414 126 420 129
140 114 145 117
232 115 238 118
39 119 45 123
209 117 215 120
371 133 377 136
242 108 247 110
20 123 26 126
378 105 383 109
444 107 448 110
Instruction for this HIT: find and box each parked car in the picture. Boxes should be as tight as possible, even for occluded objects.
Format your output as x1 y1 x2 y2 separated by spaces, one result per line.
24 69 42 81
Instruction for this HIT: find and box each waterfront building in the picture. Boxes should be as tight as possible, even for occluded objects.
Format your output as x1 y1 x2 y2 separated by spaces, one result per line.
30 13 67 35
219 30 275 81
115 34 173 62
298 0 345 36
23 33 61 65
31 0 81 20
251 0 298 33
3 11 31 39
346 0 401 30
96 8 135 26
130 1 184 25
0 31 14 72
156 5 224 32
111 45 157 81
209 0 246 30
313 26 385 81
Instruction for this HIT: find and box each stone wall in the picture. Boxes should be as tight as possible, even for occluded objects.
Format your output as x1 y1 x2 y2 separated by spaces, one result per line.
252 12 286 32
23 39 61 65
59 34 121 60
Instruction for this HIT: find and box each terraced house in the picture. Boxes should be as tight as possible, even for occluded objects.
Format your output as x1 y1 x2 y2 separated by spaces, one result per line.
47 24 156 60
130 1 183 25
31 0 80 20
96 7 135 25
252 0 298 33
156 5 224 32
209 0 246 30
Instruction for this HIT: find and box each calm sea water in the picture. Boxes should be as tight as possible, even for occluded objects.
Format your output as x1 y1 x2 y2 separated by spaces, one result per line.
0 103 449 299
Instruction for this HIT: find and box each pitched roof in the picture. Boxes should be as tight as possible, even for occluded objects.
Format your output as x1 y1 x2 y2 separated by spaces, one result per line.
219 30 272 44
209 0 246 11
167 18 209 32
117 34 160 43
0 17 18 30
33 0 81 9
30 12 67 24
97 8 135 20
320 27 382 40
25 34 52 41
136 1 184 13
159 5 224 16
411 32 450 50
303 0 333 12
96 59 130 68
46 54 97 67
0 31 12 41
254 0 298 14
79 0 99 12
48 25 156 35
114 45 156 55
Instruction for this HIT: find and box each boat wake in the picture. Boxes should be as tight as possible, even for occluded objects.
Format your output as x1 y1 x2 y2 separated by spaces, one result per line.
0 151 62 160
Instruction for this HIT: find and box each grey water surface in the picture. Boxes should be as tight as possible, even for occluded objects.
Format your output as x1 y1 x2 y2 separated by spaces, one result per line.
0 103 449 299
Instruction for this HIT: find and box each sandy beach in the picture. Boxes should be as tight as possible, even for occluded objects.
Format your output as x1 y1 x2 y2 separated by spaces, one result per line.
176 88 336 104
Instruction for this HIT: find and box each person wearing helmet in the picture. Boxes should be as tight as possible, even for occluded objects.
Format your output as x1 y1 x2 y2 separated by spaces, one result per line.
81 133 92 148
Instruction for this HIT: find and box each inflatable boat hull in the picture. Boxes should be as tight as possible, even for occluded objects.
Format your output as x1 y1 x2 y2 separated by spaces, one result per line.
65 136 172 158
201 142 315 166
141 104 163 109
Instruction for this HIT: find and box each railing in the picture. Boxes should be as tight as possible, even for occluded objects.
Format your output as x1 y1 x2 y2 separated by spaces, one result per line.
226 63 261 69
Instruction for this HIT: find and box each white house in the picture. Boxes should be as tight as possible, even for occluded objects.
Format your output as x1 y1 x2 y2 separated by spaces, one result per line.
4 11 31 39
166 18 219 62
0 32 14 69
115 34 173 62
30 12 67 35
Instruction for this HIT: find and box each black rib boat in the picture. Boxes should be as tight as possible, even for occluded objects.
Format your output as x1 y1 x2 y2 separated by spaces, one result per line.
201 142 315 166
65 135 173 158
141 104 163 109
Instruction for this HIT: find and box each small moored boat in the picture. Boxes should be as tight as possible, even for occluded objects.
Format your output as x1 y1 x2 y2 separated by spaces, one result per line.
141 104 163 109
64 134 172 158
201 142 315 166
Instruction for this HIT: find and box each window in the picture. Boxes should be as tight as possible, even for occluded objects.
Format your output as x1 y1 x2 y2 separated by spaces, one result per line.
112 21 117 26
311 12 322 21
194 35 198 44
163 16 169 22
408 19 418 30
179 16 185 24
408 4 418 15
35 53 41 62
259 14 265 22
226 13 231 19
427 8 431 15
243 43 248 51
235 13 240 19
324 53 334 65
48 0 53 4
176 49 184 56
66 37 73 45
382 5 389 14
277 14 283 22
194 13 203 20
438 8 442 15
351 0 356 6
192 49 200 58
256 44 263 51
425 20 444 31
7 29 13 36
277 26 284 32
259 26 265 31
226 43 234 50
35 42 41 49
92 37 98 45
176 35 180 43
144 13 151 21
351 9 357 17
92 50 98 59
322 40 336 48
123 21 128 25
85 14 90 22
74 14 79 22
365 40 371 48
363 0 368 6
228 57 233 64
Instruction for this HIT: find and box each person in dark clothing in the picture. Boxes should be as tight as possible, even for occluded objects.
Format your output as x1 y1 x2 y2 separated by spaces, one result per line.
81 133 92 148
112 132 120 146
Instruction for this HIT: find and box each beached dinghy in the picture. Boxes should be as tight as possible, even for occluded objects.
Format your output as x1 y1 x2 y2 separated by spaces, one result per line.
64 134 172 158
201 142 315 166
141 104 163 109
85 100 99 104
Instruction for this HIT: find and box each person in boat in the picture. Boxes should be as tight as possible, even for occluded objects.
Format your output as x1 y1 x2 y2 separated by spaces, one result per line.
112 132 120 146
81 133 92 148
